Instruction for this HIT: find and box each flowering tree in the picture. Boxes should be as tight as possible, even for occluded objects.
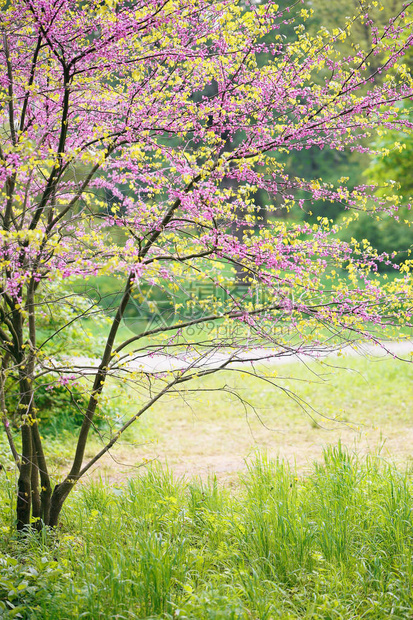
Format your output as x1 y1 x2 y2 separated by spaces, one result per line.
1 0 412 529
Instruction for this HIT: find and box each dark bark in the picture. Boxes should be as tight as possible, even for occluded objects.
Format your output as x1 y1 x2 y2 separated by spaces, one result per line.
31 422 52 524
16 422 32 531
49 482 70 527
31 446 41 528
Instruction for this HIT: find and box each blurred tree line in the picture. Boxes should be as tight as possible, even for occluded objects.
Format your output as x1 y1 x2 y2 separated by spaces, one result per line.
251 0 412 270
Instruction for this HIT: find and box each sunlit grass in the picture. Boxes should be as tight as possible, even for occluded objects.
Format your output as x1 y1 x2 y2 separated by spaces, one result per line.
84 352 413 479
2 448 413 618
1 349 413 618
11 352 409 482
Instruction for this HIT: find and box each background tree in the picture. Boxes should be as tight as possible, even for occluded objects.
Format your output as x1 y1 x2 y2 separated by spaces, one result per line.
255 0 409 224
339 23 413 267
309 0 406 72
0 0 412 530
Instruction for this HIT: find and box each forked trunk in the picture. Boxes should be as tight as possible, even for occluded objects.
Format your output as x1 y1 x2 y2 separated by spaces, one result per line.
48 482 72 527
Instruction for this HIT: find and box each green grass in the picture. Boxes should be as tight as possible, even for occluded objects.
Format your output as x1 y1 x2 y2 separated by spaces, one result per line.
3 353 409 482
1 346 412 617
2 447 413 618
81 353 413 480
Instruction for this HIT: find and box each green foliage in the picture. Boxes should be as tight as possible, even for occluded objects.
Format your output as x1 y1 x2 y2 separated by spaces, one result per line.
31 381 89 434
0 553 69 619
4 375 115 436
75 275 177 323
275 147 366 223
308 0 407 73
2 449 413 618
35 278 111 358
342 99 413 269
367 102 413 200
340 209 413 270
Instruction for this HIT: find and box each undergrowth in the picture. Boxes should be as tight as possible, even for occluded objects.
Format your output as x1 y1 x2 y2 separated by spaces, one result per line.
1 445 413 618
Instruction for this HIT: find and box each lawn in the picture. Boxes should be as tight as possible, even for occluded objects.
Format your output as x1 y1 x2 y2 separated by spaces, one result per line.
76 350 413 482
1 350 413 619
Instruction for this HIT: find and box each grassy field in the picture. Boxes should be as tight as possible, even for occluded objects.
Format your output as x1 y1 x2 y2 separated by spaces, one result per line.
9 349 411 481
2 448 413 618
1 351 413 618
71 351 413 482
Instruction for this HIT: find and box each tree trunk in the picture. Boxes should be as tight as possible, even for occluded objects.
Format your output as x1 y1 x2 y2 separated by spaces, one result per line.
16 422 32 530
16 370 53 528
31 422 52 525
31 446 41 528
48 482 71 527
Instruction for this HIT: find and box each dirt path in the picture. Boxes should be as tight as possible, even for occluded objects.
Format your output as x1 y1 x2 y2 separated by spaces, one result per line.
65 339 413 374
